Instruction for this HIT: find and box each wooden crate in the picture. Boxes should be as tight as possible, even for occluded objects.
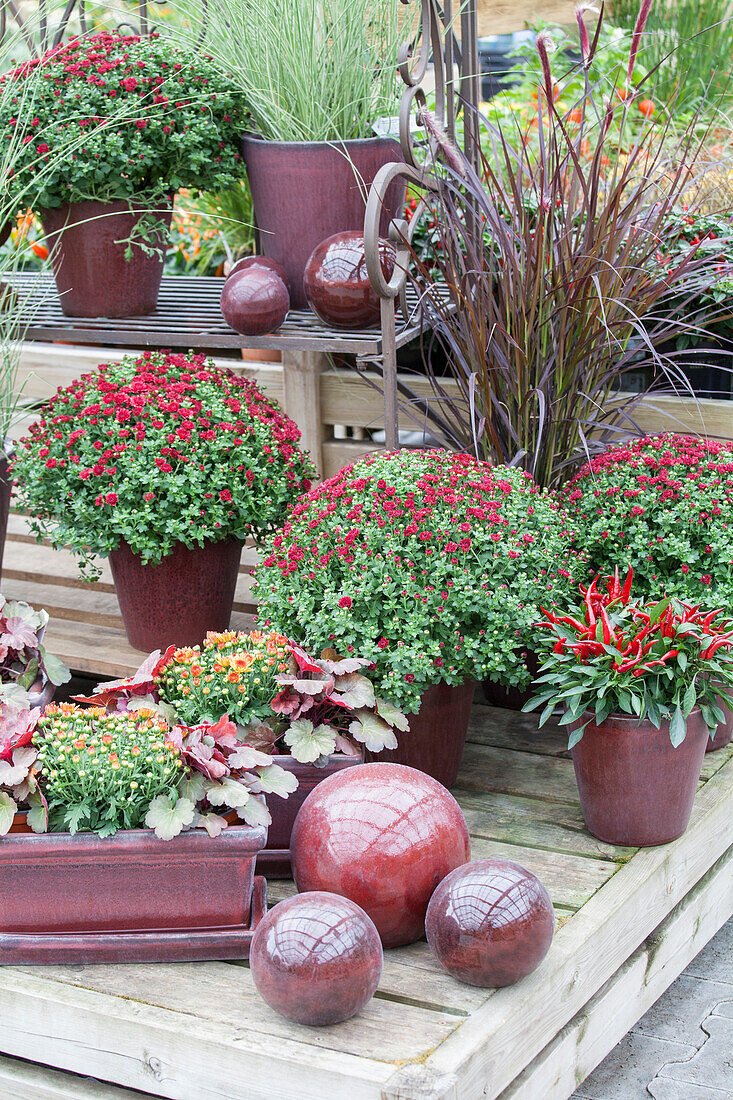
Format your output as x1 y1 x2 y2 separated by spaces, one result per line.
15 344 733 486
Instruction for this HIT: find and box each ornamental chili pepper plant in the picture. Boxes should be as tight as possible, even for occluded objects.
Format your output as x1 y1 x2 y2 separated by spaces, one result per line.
562 433 733 608
253 449 581 712
11 351 314 580
524 567 733 746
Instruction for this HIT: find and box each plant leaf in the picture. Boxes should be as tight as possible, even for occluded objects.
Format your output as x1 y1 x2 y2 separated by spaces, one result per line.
237 795 272 828
375 697 410 731
0 790 17 835
250 763 299 797
144 795 195 840
669 705 687 748
284 719 337 762
193 811 228 838
177 771 207 803
37 646 71 686
26 792 48 833
330 673 376 709
205 776 251 808
348 709 398 752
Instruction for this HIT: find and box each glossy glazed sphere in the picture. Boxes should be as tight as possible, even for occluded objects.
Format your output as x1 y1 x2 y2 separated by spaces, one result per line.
220 267 289 336
250 891 383 1026
303 231 395 329
291 763 470 948
425 859 555 987
229 254 291 293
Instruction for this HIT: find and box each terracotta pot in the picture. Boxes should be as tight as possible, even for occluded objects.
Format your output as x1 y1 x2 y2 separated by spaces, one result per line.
367 681 475 788
0 447 12 581
40 197 173 318
241 347 282 364
570 710 709 847
241 135 404 309
708 697 733 752
108 538 242 652
0 824 266 934
257 753 362 877
9 812 32 835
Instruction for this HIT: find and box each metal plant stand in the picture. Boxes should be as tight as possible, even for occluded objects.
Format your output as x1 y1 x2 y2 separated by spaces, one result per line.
1 0 480 464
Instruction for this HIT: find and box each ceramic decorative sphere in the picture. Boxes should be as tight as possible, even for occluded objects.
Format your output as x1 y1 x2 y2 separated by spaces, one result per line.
220 267 289 335
425 859 555 987
229 254 291 293
303 231 395 329
249 891 383 1026
291 762 470 948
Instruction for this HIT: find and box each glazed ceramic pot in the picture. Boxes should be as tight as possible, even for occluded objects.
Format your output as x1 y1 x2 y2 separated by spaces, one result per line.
258 752 362 877
303 232 395 328
241 135 404 308
367 680 475 788
482 651 541 711
41 197 173 318
0 446 12 581
708 697 733 752
569 710 709 846
109 538 242 652
0 823 267 936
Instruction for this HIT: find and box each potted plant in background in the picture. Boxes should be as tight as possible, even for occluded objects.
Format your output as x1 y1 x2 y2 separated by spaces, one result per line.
0 595 70 710
0 700 297 961
524 568 733 846
177 0 406 307
562 433 733 751
0 31 247 317
254 448 580 786
11 350 314 651
75 630 407 875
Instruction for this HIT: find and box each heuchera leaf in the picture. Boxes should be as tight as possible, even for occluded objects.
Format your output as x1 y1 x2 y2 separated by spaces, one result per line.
288 644 325 674
193 811 228 838
249 763 299 796
74 645 175 705
329 673 376 710
26 791 48 833
375 697 410 731
144 795 196 840
0 790 17 835
348 710 398 752
205 776 251 809
227 745 276 770
37 646 71 686
0 746 38 787
284 719 337 763
237 795 272 828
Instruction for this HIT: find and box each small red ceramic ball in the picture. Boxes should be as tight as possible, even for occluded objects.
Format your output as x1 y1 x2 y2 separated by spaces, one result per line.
220 267 289 336
250 891 383 1026
291 762 470 948
303 231 395 329
425 859 555 987
229 254 291 293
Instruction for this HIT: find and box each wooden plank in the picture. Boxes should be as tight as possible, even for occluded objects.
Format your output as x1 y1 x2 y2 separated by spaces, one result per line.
499 844 733 1100
0 1053 160 1100
323 439 382 478
456 743 580 805
406 755 733 1100
282 351 327 477
467 839 617 911
468 705 570 758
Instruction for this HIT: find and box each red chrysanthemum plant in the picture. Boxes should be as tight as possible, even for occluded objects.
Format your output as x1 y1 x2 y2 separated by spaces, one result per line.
524 566 733 746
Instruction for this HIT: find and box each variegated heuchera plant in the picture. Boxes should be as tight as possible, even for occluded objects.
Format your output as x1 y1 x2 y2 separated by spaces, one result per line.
0 595 71 707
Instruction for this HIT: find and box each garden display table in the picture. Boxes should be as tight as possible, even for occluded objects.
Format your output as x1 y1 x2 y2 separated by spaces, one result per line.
0 519 731 1100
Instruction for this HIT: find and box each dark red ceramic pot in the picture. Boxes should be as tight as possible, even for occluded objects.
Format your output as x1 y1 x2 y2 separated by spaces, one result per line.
482 651 541 711
241 135 404 309
0 448 12 582
0 824 267 935
367 680 475 788
708 698 733 752
109 538 242 652
569 710 709 847
257 753 362 877
40 197 173 318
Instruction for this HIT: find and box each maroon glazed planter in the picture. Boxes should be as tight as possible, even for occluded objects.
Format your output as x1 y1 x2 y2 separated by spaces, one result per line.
0 823 267 934
241 135 404 309
258 752 362 877
367 681 475 788
569 710 709 847
708 698 733 752
0 447 12 581
109 538 242 652
482 652 541 711
40 197 173 318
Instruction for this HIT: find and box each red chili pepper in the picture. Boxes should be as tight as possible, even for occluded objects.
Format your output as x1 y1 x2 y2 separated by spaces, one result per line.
620 566 634 603
599 605 615 646
701 608 724 633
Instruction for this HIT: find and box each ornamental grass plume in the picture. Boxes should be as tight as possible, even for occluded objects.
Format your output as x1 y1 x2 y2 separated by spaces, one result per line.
561 433 733 607
253 449 582 711
394 1 732 490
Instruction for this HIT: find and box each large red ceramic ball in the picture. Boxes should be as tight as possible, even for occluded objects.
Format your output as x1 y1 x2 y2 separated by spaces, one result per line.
220 267 289 335
250 891 383 1026
229 254 291 293
303 231 395 329
425 859 555 987
291 762 470 948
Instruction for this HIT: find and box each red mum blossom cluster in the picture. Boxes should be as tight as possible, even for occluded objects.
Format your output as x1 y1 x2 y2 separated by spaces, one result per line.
12 351 313 579
254 449 581 710
562 433 733 608
0 32 246 209
527 567 733 746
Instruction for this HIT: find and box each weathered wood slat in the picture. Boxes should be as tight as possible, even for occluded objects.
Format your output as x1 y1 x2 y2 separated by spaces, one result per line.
0 1053 160 1100
457 743 580 804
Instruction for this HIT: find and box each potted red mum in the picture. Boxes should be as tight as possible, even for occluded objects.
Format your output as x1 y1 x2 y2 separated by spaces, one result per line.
524 567 733 847
0 33 246 317
11 351 313 651
254 449 580 787
76 630 407 875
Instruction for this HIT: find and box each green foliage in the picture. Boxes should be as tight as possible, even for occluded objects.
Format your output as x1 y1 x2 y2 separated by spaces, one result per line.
12 350 314 578
254 449 581 711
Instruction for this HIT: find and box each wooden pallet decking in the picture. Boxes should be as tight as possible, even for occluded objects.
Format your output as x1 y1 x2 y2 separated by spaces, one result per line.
0 520 732 1100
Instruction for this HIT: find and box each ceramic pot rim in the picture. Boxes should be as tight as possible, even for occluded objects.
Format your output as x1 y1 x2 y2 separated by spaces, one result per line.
241 132 400 151
575 707 702 731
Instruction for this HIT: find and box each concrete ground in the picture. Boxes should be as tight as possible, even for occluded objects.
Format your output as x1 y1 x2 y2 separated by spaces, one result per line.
572 918 733 1100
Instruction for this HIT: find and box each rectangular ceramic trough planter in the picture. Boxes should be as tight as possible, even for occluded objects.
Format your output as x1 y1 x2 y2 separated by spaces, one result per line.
0 824 268 964
259 753 362 877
